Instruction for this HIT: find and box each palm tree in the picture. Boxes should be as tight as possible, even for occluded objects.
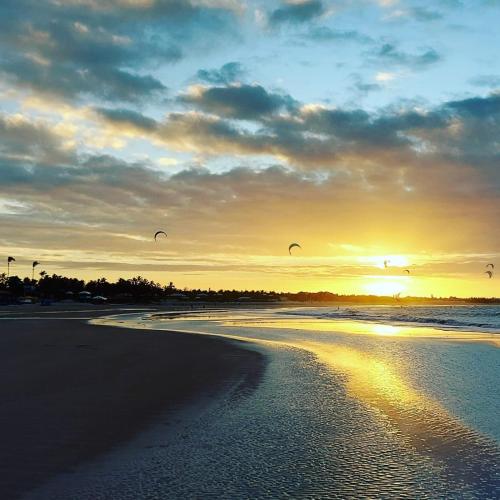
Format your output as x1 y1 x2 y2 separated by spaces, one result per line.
7 256 15 277
32 261 40 281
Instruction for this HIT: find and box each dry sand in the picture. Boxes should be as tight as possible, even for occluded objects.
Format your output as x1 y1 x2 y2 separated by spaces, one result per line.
0 308 265 499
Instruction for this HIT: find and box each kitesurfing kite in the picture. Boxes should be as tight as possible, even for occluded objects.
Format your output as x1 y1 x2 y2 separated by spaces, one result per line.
486 263 495 269
404 269 410 274
485 271 493 279
154 231 167 241
288 243 302 255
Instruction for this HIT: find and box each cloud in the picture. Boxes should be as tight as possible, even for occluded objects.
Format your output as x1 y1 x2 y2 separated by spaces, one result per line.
350 74 382 94
385 7 443 22
6 87 500 228
269 0 325 26
354 81 382 93
2 150 499 274
0 112 75 165
179 83 298 119
303 26 373 44
0 56 169 103
94 107 159 132
372 43 441 69
91 81 500 180
469 74 500 88
196 62 246 84
446 93 500 117
3 91 500 286
0 0 240 103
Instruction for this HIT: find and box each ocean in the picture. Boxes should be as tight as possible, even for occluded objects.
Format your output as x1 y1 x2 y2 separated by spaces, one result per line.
284 304 500 332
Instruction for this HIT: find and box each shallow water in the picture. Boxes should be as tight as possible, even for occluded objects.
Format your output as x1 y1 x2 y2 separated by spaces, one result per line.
286 304 500 332
130 308 500 439
73 306 500 498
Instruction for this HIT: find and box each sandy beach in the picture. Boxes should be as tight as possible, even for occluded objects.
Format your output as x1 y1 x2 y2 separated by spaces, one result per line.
0 307 264 499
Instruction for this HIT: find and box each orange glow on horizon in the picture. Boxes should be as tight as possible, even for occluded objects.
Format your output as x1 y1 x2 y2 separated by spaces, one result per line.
2 244 499 298
363 277 407 296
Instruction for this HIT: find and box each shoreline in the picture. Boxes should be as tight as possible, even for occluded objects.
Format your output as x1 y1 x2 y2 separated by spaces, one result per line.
111 307 500 348
0 312 266 499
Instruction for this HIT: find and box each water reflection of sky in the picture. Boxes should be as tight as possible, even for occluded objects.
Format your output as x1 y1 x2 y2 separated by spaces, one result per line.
98 308 500 443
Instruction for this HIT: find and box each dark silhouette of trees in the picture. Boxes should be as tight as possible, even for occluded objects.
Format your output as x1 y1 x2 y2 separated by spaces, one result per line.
0 274 24 295
85 278 112 297
2 271 500 304
37 274 85 299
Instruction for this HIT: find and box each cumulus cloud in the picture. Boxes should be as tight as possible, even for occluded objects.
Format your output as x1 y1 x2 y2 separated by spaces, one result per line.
371 43 441 69
2 94 500 288
268 0 325 26
91 83 500 181
0 0 240 102
0 113 75 165
94 107 159 132
196 62 246 84
179 83 298 119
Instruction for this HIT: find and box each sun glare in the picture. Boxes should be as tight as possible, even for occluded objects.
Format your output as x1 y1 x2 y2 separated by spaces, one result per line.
370 324 401 336
363 278 407 296
376 255 409 269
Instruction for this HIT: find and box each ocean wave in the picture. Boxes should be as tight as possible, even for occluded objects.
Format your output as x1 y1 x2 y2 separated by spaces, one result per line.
283 306 500 332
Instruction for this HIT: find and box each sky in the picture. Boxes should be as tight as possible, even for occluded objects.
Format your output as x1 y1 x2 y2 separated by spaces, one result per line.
1 0 500 297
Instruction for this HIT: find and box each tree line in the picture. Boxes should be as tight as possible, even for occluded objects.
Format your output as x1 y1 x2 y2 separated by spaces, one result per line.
2 273 499 304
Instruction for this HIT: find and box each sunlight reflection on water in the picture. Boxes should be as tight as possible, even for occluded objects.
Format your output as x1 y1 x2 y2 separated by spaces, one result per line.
91 307 500 497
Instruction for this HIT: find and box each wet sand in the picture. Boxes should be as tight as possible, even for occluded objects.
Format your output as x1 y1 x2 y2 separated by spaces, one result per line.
0 311 265 499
